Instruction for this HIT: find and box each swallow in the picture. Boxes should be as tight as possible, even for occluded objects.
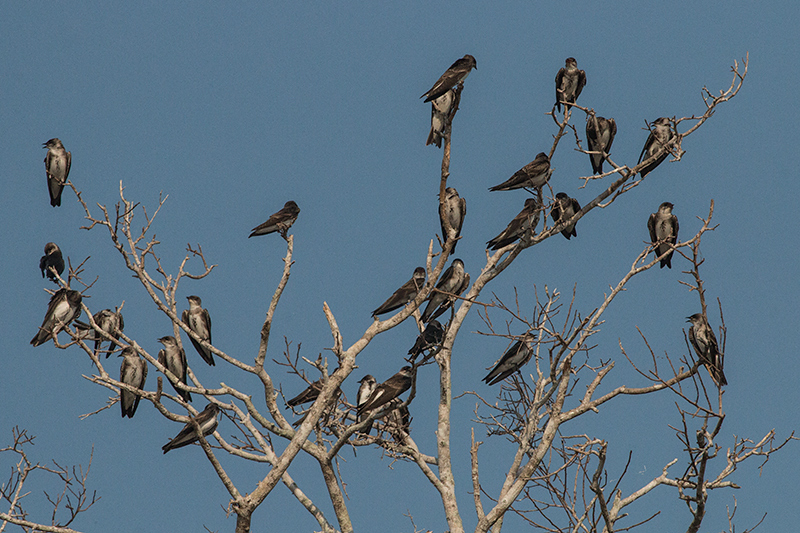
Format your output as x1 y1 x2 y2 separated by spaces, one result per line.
31 289 82 347
357 366 414 417
39 242 65 282
439 187 466 251
158 336 191 403
638 117 674 177
162 403 220 454
408 320 445 362
385 399 411 444
249 201 300 240
551 193 581 240
420 259 469 324
287 379 323 407
356 374 377 433
119 347 148 418
555 57 586 112
586 116 617 174
421 55 477 103
490 152 552 191
487 198 541 250
90 309 125 357
372 267 426 317
483 333 536 385
427 89 455 148
182 295 214 366
687 313 727 387
43 138 71 207
648 202 679 268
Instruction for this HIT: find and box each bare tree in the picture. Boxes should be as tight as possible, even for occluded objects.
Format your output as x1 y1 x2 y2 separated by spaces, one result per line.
14 53 791 533
0 427 97 532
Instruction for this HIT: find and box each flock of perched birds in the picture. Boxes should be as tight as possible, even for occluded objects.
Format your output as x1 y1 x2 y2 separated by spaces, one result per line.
29 54 726 453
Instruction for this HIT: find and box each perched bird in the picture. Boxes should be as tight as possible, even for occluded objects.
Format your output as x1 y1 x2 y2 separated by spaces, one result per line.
356 374 377 433
385 399 411 444
91 309 124 358
551 193 581 240
39 242 65 282
421 54 477 103
182 296 214 366
487 198 541 250
648 202 679 269
555 57 586 112
43 138 71 207
439 187 466 251
286 379 323 407
119 347 148 418
687 313 727 387
483 333 536 385
490 153 552 192
420 259 469 324
586 116 617 174
357 366 414 417
372 267 426 317
157 336 191 403
638 117 674 177
427 89 455 148
408 320 445 362
249 201 300 240
31 289 82 347
162 403 220 454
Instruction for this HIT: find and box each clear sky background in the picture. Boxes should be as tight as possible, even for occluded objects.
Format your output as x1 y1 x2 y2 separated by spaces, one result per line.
1 2 798 532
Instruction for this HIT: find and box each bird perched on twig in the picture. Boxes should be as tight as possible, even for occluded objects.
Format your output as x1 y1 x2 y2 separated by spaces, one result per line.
555 57 586 112
421 55 477 103
43 138 71 207
687 313 727 387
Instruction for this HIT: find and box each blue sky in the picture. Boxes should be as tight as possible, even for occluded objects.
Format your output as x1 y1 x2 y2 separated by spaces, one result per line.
2 2 798 531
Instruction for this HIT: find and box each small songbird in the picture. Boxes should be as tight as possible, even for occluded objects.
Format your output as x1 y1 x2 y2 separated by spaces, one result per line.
648 202 679 268
408 320 445 362
39 242 65 282
162 403 220 454
182 296 214 366
43 138 71 207
384 399 411 444
555 57 586 112
439 187 466 251
490 153 552 192
420 259 469 324
90 309 124 358
487 198 541 250
551 193 581 240
119 347 148 418
158 336 191 403
687 314 727 387
638 117 674 177
249 201 300 240
356 374 378 433
372 267 426 317
586 116 617 174
483 333 536 386
31 289 82 347
357 367 414 417
286 379 323 407
421 55 477 103
427 89 455 148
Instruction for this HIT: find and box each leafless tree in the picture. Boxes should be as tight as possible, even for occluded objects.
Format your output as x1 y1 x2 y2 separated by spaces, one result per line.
14 53 792 533
0 427 97 533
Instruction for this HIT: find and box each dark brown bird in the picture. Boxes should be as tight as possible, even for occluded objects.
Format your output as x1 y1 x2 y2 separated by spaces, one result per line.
421 55 477 103
555 57 586 112
249 201 300 240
